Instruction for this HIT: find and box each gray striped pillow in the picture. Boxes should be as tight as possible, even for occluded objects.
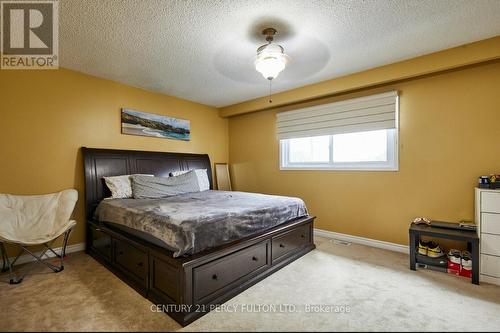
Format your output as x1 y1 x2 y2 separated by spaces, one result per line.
131 171 201 199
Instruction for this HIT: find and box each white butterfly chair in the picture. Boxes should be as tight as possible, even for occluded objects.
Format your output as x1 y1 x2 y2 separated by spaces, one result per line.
0 189 78 284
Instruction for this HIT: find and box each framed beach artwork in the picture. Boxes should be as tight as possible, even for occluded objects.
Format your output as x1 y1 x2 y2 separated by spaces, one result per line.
121 108 190 141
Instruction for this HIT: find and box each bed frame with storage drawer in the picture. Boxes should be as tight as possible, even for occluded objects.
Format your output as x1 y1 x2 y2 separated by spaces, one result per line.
83 148 315 326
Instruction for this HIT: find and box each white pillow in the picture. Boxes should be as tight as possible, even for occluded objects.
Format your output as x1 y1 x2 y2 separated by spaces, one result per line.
170 169 210 191
103 174 152 199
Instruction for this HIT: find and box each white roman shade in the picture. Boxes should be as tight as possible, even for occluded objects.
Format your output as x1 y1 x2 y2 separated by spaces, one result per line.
276 91 399 140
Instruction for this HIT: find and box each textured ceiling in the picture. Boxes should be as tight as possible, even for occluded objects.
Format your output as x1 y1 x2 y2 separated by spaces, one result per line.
60 0 500 107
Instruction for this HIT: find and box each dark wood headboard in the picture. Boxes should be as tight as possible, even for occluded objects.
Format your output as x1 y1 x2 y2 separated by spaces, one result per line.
82 147 212 219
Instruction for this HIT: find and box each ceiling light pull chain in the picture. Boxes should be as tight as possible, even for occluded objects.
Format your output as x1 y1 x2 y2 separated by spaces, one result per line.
269 79 272 104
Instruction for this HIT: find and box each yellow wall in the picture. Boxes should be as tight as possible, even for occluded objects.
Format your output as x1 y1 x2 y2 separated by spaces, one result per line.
228 61 500 245
0 68 228 250
1 38 499 252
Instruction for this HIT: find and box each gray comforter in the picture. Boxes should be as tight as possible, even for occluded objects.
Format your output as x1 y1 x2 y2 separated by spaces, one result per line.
95 190 308 257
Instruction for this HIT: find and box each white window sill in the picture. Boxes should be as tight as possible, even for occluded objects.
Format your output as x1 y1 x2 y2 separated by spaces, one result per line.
280 165 399 171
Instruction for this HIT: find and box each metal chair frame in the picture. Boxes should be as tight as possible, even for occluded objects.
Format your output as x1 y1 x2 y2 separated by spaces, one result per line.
0 228 73 284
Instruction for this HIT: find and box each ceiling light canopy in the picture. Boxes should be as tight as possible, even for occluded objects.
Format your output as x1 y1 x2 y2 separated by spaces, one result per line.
254 28 288 81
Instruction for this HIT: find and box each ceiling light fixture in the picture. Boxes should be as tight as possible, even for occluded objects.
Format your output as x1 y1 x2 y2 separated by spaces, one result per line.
254 28 288 103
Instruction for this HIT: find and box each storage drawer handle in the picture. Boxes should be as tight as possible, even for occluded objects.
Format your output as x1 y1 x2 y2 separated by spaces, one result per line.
252 256 258 261
279 244 285 248
301 234 306 239
95 228 101 231
212 274 218 280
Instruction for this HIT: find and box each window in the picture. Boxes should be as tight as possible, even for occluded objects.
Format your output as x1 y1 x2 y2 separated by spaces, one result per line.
280 129 398 170
288 135 330 163
277 91 399 171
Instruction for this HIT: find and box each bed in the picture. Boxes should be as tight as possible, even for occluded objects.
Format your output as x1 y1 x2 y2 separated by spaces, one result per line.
83 147 315 326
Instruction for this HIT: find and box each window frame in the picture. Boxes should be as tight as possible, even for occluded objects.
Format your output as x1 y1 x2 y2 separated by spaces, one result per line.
279 129 399 171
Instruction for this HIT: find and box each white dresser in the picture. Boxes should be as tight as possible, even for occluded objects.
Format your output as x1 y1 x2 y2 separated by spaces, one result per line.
476 188 500 285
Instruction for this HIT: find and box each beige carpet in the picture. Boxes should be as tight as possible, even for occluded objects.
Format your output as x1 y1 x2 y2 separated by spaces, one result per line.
1 236 500 332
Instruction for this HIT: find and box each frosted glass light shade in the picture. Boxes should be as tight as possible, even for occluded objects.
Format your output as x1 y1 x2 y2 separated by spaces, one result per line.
255 43 287 80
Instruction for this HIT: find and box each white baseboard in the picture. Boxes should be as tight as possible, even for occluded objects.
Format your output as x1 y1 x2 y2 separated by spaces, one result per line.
1 242 86 267
314 228 409 254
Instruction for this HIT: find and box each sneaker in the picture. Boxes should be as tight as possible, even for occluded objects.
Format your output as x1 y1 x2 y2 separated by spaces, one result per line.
427 241 445 258
461 250 472 271
448 249 461 264
413 217 431 225
418 240 430 255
